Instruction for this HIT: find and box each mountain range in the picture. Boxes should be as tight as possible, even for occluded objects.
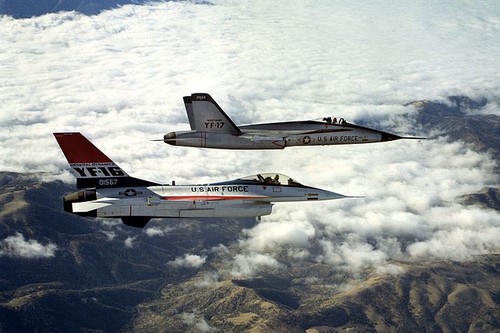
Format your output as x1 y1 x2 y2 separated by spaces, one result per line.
0 0 162 18
0 96 498 332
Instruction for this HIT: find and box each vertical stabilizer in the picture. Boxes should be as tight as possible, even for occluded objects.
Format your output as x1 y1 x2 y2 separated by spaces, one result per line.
183 96 196 130
54 132 157 189
190 93 241 135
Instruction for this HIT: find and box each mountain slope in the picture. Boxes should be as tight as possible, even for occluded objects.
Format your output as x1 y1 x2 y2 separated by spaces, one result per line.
0 0 160 18
130 256 500 332
409 96 499 163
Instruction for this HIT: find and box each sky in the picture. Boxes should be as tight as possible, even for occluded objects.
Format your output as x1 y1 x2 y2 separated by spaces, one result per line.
0 0 499 277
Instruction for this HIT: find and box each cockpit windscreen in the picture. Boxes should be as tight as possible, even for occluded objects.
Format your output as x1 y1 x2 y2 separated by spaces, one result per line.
239 173 303 186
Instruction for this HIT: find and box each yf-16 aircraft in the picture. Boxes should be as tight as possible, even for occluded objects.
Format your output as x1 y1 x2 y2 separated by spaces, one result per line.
54 132 354 228
163 93 423 149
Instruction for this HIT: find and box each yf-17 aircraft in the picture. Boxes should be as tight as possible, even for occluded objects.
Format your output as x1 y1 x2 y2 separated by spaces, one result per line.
54 132 353 228
163 93 423 149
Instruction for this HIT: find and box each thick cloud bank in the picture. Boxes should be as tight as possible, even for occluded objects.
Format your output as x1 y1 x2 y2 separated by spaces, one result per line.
0 1 499 275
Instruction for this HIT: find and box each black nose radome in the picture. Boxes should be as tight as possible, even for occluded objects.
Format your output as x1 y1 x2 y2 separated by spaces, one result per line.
164 132 176 145
380 132 402 142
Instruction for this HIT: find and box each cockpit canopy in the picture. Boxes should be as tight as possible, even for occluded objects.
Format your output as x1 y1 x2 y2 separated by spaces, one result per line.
322 117 347 125
239 173 303 186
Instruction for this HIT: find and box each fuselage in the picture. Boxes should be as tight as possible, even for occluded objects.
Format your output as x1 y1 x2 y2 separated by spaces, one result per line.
165 120 402 149
64 173 346 220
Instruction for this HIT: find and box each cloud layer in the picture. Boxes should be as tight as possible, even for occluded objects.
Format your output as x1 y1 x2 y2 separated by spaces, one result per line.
0 1 499 274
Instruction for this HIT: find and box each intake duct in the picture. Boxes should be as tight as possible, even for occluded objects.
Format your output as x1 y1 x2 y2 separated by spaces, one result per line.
63 190 97 215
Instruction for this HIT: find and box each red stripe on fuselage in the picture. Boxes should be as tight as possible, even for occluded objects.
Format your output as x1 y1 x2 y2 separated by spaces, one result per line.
162 195 264 201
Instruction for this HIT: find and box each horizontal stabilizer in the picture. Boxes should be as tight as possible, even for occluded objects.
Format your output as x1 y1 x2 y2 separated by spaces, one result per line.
72 200 115 213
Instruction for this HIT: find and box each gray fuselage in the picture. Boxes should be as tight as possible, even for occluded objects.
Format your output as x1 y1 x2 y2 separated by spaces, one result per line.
165 120 402 149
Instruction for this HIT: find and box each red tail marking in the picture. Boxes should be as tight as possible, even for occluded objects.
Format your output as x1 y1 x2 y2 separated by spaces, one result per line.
54 132 112 164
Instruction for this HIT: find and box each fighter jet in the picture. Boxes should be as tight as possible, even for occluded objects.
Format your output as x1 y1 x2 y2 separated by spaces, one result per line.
54 132 354 228
163 93 423 149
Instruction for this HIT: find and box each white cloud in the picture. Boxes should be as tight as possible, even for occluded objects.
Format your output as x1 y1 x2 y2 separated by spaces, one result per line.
181 312 218 333
375 264 405 276
0 1 498 277
144 225 174 237
316 237 388 274
124 236 136 248
169 253 206 268
229 252 283 278
240 218 316 253
0 233 57 259
194 271 221 289
407 227 500 261
100 230 117 241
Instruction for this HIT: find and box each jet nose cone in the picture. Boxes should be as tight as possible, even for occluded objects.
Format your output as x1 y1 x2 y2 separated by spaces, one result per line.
315 187 364 201
164 132 176 145
306 187 362 201
380 132 402 142
307 189 346 200
323 191 348 200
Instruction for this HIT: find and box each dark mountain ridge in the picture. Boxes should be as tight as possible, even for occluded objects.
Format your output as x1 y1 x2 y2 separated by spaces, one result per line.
0 0 212 19
409 96 500 163
0 0 158 19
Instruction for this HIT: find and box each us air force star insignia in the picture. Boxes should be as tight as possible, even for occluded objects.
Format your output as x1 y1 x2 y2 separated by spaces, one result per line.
303 136 311 144
124 189 137 197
